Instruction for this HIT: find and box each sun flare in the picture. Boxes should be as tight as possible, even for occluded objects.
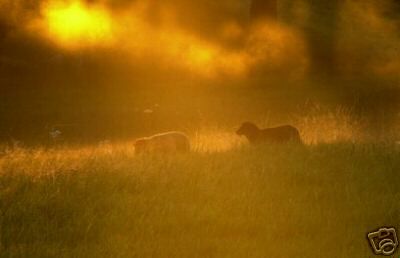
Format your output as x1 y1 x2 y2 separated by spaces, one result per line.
42 1 113 48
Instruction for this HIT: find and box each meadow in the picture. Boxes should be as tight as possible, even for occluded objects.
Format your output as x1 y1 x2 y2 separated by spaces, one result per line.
1 88 400 257
1 0 400 257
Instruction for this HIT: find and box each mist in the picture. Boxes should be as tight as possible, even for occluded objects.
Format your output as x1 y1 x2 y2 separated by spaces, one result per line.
1 0 399 83
3 2 400 258
1 0 400 144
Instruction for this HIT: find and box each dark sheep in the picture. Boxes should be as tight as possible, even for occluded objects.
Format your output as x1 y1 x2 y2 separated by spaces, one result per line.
236 122 302 145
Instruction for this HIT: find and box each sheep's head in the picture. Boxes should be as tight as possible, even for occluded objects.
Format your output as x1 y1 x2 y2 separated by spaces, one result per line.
236 122 259 137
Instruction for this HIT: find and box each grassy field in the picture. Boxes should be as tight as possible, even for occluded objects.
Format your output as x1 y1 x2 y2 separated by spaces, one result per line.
1 77 399 258
1 123 400 257
1 0 400 256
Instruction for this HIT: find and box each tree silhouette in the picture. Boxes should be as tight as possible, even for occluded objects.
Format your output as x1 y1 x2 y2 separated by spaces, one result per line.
305 0 341 77
250 0 278 22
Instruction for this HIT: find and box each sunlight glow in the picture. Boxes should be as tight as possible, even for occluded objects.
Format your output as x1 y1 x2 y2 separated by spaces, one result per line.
31 1 306 78
42 1 113 48
116 12 250 78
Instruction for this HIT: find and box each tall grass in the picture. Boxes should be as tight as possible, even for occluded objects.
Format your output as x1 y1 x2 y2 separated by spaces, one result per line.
1 114 400 257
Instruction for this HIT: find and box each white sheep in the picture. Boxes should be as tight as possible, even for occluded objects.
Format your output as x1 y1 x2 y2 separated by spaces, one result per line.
134 131 190 154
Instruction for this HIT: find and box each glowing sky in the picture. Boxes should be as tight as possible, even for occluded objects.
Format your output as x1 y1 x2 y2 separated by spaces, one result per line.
42 1 113 48
24 0 307 78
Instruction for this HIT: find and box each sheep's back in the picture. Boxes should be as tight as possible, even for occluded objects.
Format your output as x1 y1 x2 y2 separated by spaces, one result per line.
148 132 190 153
261 125 301 143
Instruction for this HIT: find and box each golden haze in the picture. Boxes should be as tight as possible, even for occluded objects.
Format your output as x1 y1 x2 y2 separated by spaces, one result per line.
32 0 307 78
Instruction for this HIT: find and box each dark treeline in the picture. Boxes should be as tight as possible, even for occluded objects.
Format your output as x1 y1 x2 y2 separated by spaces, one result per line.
1 0 399 84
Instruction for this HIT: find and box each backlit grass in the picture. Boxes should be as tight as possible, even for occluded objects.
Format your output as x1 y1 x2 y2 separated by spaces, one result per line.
1 125 399 257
